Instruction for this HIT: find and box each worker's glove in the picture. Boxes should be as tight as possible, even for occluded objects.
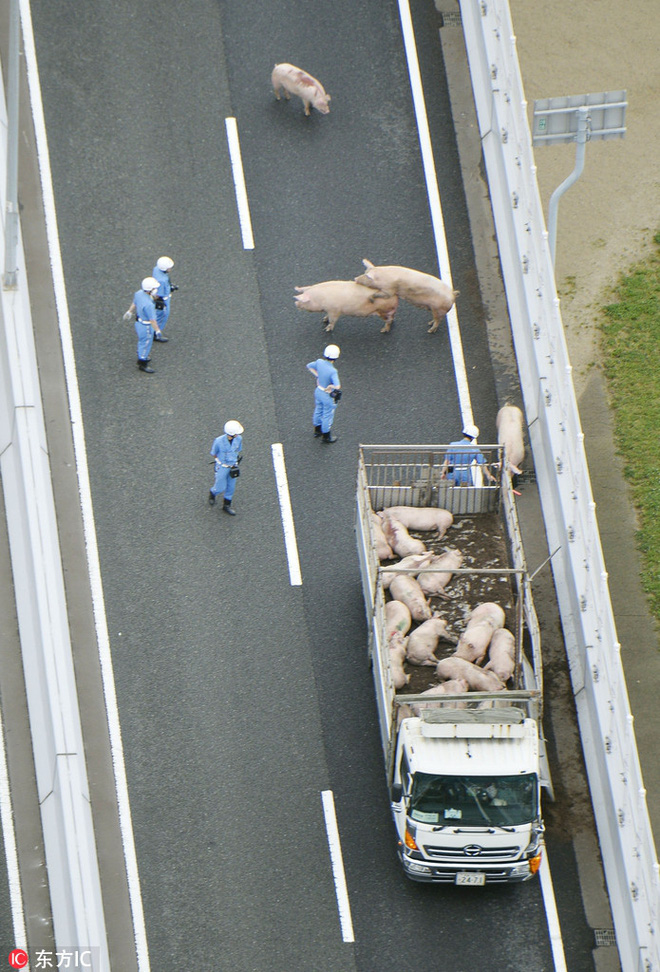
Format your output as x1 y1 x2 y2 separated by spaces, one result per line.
123 310 134 322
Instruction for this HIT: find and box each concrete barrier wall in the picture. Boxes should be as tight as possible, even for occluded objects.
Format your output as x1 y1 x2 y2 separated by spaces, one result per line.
0 48 110 972
459 1 660 968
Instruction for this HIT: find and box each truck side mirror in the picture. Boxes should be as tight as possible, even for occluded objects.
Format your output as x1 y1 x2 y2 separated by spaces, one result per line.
390 783 403 803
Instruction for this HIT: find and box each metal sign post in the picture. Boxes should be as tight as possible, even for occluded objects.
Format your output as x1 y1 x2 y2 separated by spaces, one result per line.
532 90 627 265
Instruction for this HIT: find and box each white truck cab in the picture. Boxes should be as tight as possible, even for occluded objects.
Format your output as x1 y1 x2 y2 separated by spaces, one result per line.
391 709 544 884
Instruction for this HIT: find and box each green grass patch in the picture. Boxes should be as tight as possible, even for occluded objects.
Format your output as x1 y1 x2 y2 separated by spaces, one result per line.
599 230 660 618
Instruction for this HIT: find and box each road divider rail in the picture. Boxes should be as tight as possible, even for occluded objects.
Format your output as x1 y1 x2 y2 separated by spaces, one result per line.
0 47 110 971
459 1 660 967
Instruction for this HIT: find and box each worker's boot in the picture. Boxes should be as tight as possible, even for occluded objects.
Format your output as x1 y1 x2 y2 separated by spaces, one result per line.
208 491 216 506
322 430 337 443
222 499 236 516
138 359 155 373
313 425 322 437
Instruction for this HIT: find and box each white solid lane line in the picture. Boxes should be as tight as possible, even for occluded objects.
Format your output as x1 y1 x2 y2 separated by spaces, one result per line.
396 0 474 426
225 117 255 250
321 790 355 943
0 708 28 957
271 444 303 586
540 853 568 972
20 1 151 967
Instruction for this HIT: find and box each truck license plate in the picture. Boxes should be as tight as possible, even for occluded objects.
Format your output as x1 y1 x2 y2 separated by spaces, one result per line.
456 872 486 886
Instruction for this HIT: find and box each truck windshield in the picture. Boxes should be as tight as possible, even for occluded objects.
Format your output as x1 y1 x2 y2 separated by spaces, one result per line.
409 773 537 827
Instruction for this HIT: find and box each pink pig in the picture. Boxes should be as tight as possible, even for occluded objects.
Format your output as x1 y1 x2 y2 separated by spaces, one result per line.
294 280 398 332
354 259 459 333
496 405 525 476
271 63 331 116
379 506 453 537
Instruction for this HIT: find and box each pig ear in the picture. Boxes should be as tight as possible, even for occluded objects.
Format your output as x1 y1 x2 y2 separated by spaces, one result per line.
362 258 374 269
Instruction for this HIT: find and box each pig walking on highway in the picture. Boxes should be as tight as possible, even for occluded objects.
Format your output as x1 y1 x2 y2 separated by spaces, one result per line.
496 404 525 477
271 63 331 116
294 280 398 333
355 259 459 333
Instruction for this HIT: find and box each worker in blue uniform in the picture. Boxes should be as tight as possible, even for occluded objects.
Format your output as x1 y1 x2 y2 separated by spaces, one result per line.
123 276 164 373
209 420 244 515
440 424 496 484
151 256 177 342
306 344 341 443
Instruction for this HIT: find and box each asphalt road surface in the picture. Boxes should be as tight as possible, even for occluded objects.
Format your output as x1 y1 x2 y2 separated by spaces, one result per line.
24 0 597 969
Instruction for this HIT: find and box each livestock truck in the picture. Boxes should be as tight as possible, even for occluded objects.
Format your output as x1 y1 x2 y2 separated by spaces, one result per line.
355 444 551 885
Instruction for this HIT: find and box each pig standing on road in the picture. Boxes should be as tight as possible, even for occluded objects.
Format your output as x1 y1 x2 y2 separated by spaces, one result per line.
271 63 331 116
294 281 398 333
354 259 459 333
496 405 525 477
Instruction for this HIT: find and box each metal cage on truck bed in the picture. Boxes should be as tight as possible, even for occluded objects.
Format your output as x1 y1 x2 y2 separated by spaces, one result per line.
355 445 545 784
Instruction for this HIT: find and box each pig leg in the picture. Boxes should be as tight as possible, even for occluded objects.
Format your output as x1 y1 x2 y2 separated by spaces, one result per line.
323 313 340 332
427 311 440 334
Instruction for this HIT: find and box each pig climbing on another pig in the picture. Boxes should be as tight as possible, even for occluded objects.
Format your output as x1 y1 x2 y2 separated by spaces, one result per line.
355 259 459 333
496 405 525 477
454 602 505 665
294 281 398 333
271 63 331 116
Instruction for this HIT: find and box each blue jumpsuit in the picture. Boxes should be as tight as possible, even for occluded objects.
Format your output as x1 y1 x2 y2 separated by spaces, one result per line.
307 358 340 433
133 289 157 362
210 433 243 501
152 264 174 334
443 437 488 484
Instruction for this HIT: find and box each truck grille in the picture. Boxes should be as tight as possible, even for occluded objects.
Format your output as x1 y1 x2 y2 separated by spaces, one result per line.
423 844 521 861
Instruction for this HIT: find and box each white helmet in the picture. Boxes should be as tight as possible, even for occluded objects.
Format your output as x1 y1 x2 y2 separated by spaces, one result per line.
141 276 160 293
324 344 340 359
224 420 244 436
156 256 174 272
462 423 480 439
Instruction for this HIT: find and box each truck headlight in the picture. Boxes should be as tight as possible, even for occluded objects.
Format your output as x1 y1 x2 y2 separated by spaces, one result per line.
407 862 432 874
